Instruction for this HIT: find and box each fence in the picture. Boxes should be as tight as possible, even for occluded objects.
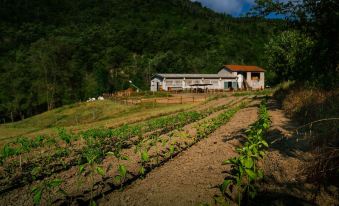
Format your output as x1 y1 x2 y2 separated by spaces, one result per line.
106 96 208 105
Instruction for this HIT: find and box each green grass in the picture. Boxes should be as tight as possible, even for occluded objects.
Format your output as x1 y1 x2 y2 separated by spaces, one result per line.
129 91 172 98
232 89 274 97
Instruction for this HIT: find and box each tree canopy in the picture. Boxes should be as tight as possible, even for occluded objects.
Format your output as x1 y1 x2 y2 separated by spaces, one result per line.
254 0 339 87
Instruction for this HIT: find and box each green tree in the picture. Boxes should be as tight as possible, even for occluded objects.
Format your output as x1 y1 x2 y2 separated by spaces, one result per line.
252 0 339 87
264 30 314 84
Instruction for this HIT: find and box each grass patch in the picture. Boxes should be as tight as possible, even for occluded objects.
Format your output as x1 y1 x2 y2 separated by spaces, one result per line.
232 89 274 97
0 101 195 142
2 100 132 129
129 91 172 98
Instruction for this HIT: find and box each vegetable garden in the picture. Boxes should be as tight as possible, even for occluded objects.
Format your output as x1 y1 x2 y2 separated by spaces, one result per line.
0 96 254 205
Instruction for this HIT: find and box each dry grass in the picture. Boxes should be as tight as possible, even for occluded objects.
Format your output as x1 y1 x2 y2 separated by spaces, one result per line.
274 83 339 185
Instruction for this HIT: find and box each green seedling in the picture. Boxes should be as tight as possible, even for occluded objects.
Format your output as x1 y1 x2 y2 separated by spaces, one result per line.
114 164 127 189
57 128 73 145
107 148 129 188
220 100 270 205
139 150 149 176
31 178 66 206
79 146 105 205
169 144 175 159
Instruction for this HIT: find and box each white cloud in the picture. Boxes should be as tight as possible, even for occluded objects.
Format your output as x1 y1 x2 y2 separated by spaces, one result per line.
191 0 256 15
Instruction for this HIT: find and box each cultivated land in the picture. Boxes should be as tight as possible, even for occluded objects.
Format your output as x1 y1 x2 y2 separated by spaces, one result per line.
0 92 337 206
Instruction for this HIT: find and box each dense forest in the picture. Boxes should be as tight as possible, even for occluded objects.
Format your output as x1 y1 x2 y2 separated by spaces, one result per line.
0 0 285 122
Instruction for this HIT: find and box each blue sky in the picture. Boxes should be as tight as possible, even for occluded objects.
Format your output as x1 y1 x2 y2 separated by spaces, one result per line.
191 0 256 16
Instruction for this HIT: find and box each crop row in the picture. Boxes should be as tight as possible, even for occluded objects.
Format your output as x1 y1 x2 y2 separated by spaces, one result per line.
0 98 240 164
1 99 249 205
45 100 248 205
219 99 270 205
0 98 244 194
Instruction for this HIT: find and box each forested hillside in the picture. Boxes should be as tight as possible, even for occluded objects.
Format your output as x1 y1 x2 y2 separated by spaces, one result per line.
0 0 284 121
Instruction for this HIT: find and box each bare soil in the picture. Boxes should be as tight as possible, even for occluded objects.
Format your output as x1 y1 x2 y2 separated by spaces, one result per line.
98 102 260 206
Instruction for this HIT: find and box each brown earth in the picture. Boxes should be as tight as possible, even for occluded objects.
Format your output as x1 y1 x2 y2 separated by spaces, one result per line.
98 101 260 206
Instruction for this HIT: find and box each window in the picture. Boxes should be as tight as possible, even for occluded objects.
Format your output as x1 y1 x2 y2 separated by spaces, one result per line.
251 72 260 81
211 80 218 85
166 80 173 86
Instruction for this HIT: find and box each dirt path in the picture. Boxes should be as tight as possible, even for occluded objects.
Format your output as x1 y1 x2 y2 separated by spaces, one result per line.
98 102 259 206
253 100 339 206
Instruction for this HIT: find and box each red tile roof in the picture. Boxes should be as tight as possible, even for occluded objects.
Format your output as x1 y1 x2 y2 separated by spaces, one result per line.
224 65 265 72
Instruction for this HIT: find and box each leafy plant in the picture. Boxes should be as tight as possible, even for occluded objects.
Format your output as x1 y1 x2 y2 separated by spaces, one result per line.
139 150 149 176
169 144 175 159
220 100 270 205
114 164 127 189
31 178 66 206
79 146 105 205
57 128 73 145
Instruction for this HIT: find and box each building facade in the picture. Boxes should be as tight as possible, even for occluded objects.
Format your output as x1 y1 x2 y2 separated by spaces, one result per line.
150 65 265 91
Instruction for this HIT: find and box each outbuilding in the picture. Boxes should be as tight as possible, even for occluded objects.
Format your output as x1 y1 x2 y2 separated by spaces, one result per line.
150 65 265 91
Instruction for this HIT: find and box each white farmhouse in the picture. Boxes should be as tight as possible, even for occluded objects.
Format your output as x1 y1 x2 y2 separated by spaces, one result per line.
150 65 265 91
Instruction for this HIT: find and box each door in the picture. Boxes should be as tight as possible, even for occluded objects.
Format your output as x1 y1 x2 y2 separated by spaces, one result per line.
232 82 238 90
224 82 228 89
156 82 159 91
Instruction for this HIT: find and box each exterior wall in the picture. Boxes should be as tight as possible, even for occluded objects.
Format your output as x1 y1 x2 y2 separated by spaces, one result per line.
151 77 239 91
246 72 265 90
150 77 163 91
150 69 265 91
217 68 233 76
237 73 244 89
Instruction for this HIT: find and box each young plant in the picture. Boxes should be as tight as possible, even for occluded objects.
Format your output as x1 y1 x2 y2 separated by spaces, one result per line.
114 164 127 189
139 149 149 176
220 100 270 205
107 141 129 189
31 178 66 206
79 146 105 205
57 128 73 145
169 143 175 159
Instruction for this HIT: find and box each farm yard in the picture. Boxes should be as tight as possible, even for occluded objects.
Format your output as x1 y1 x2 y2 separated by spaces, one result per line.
0 91 337 206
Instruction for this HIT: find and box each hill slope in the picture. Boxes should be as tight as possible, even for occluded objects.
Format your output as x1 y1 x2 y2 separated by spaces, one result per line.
0 0 284 121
